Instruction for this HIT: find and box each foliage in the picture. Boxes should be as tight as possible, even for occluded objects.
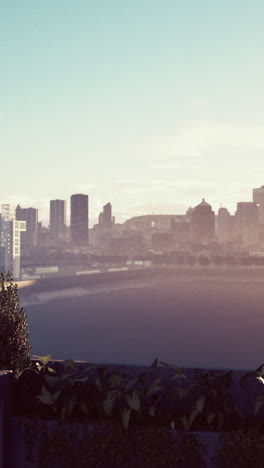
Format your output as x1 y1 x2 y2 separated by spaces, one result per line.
240 363 264 417
198 255 210 265
159 364 242 432
14 356 245 436
15 358 264 466
15 356 164 429
0 272 31 372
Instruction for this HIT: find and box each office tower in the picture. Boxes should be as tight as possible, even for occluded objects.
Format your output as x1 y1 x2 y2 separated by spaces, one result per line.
191 198 215 243
217 207 232 242
70 194 89 246
235 202 259 245
98 202 112 228
171 215 191 245
0 204 26 279
50 199 66 240
16 205 38 249
253 186 264 224
103 202 112 227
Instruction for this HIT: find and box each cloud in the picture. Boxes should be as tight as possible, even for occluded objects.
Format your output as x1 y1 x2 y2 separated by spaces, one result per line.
141 121 264 163
69 182 96 193
113 179 168 194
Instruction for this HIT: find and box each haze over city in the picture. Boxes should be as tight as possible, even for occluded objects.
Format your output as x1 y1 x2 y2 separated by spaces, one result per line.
1 1 264 224
2 1 264 370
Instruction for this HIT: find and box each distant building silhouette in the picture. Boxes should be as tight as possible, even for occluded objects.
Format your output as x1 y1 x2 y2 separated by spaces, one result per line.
98 202 112 228
16 205 38 250
171 215 191 244
70 194 89 246
191 199 215 243
253 185 264 225
217 207 232 242
235 202 259 245
50 199 66 241
123 215 172 231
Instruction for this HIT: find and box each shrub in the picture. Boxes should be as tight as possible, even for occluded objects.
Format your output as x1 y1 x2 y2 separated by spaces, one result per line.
0 272 31 372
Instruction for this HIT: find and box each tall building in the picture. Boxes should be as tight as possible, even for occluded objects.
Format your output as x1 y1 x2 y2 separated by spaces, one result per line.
217 207 232 242
235 202 259 245
253 186 264 224
98 202 112 228
70 194 89 246
50 199 66 240
191 199 215 243
0 204 26 279
16 205 38 250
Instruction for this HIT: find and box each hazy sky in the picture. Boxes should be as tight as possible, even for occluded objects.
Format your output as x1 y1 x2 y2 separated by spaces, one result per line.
1 1 264 225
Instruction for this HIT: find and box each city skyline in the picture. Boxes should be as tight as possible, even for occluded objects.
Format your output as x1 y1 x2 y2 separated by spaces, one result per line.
2 1 264 222
1 184 264 228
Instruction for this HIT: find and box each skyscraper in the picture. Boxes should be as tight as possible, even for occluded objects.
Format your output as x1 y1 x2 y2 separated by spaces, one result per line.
0 204 26 279
98 202 112 228
16 205 38 249
191 199 215 243
70 194 89 246
235 202 259 245
50 199 66 240
217 207 232 242
253 186 264 224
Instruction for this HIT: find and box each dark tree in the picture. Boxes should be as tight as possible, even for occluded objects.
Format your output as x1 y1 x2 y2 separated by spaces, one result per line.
0 272 31 372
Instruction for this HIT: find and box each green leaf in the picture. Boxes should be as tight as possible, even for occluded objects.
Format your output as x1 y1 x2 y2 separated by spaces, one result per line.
120 408 131 429
33 355 52 366
153 376 161 385
207 412 216 425
257 376 264 385
35 362 43 372
151 358 158 368
47 367 57 374
181 415 189 431
81 365 98 372
36 386 60 406
125 379 137 392
240 372 257 388
160 362 187 379
125 390 141 411
75 376 90 383
255 394 264 415
160 361 182 372
196 395 205 413
146 383 162 397
95 376 103 392
256 363 264 376
44 374 59 388
62 360 76 370
103 394 116 417
109 373 122 388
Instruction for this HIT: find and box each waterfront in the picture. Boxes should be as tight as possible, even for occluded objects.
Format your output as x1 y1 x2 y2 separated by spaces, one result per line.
21 268 264 370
